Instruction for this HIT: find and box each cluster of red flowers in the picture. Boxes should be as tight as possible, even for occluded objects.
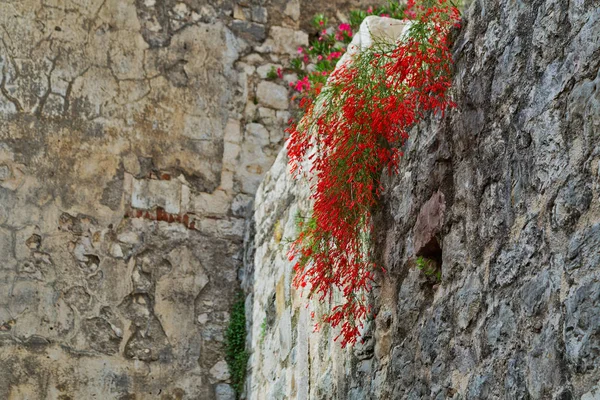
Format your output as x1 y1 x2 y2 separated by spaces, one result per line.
286 0 460 347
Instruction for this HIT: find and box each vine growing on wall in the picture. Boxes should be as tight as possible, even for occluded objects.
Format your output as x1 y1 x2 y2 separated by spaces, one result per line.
285 0 461 347
225 293 249 398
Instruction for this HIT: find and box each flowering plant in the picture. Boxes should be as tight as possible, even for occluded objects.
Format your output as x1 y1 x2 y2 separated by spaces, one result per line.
286 1 406 103
286 0 461 347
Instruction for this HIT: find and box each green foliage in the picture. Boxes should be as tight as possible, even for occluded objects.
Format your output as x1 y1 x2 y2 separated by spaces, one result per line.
349 1 406 29
290 57 305 76
225 293 249 399
312 13 329 28
416 256 441 282
451 0 470 12
349 9 368 27
266 66 278 80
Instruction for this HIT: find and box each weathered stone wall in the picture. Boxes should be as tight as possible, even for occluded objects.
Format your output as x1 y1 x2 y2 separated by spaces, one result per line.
0 0 380 398
246 144 364 400
246 0 600 398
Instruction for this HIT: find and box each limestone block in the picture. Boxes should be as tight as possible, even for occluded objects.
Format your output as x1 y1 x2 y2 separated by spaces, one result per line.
257 107 276 125
276 110 291 125
215 384 236 400
210 360 231 381
192 190 231 216
219 170 235 193
131 178 182 214
223 142 241 171
224 118 242 144
256 81 289 110
251 7 268 24
284 0 300 22
231 20 267 43
262 27 308 55
337 16 412 68
269 128 284 145
198 218 245 241
245 123 270 146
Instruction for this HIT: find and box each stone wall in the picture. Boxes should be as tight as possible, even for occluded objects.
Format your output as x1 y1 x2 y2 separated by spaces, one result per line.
246 0 600 398
0 0 380 398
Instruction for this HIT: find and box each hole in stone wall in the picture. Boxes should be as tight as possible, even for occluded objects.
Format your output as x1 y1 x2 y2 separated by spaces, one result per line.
415 237 443 286
416 234 443 267
413 191 446 284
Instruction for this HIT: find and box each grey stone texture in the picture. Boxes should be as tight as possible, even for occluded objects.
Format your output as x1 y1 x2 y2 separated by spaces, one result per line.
246 0 600 399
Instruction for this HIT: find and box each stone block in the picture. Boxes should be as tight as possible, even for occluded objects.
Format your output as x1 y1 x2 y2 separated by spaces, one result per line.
192 190 231 216
251 6 268 24
258 107 276 125
256 81 288 110
215 384 236 400
224 118 242 144
131 178 182 214
210 360 231 381
230 20 266 44
223 142 241 171
266 26 308 55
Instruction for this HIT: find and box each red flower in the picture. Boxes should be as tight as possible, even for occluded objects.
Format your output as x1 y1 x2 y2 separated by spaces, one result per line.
286 0 460 347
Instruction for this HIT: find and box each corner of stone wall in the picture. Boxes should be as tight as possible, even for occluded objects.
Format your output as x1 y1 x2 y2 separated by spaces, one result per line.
244 1 600 398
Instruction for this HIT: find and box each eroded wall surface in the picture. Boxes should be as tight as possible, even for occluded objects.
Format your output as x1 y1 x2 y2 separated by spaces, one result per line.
0 0 377 398
247 0 600 398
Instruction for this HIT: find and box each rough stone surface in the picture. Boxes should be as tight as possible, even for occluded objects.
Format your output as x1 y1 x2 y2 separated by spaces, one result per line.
246 2 600 399
0 0 384 397
256 81 290 110
413 190 446 257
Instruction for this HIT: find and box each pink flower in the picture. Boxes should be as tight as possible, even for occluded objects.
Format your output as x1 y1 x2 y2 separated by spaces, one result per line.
381 13 390 18
317 55 323 61
327 51 343 61
297 47 304 54
367 6 373 13
339 23 351 32
319 20 324 26
277 68 284 79
336 23 352 40
294 76 311 92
